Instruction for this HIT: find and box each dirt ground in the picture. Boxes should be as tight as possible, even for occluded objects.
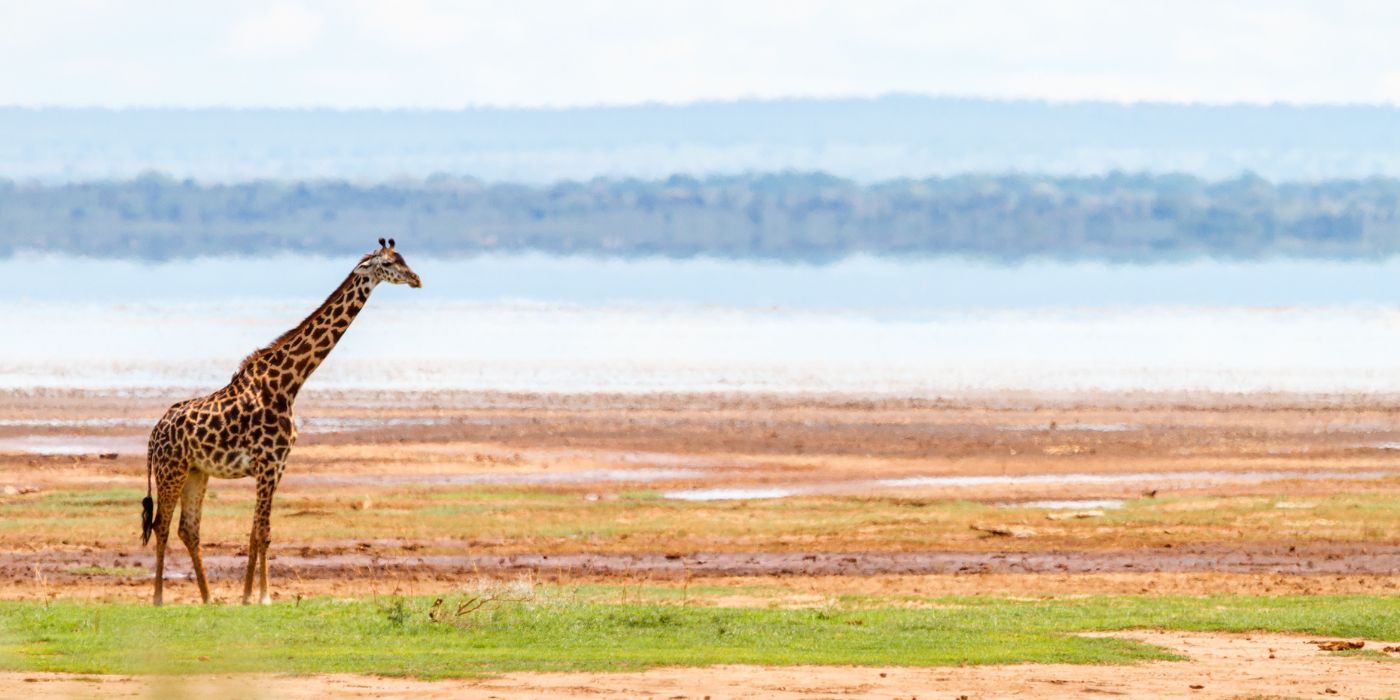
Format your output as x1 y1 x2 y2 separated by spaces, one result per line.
4 388 1400 591
3 388 1400 696
5 630 1399 699
10 388 1400 491
8 544 1400 604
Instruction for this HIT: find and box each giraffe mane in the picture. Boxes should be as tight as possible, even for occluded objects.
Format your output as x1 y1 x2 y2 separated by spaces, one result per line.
232 255 374 379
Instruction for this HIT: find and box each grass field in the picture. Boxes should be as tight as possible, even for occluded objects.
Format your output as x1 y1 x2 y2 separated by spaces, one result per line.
2 590 1397 678
6 485 1400 555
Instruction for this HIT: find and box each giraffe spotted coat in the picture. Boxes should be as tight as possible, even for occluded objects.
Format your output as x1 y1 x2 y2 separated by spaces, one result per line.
142 240 421 606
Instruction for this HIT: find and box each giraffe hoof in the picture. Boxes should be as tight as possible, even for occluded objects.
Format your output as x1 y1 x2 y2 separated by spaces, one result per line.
260 595 272 605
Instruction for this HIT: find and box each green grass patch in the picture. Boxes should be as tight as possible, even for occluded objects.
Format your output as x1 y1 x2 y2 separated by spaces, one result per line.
1 594 1397 678
25 489 144 510
417 488 577 503
0 595 1164 677
65 566 146 578
1333 648 1400 662
8 486 1400 551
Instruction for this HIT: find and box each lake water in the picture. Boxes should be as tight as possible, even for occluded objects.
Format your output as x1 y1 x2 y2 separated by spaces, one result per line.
5 254 1400 395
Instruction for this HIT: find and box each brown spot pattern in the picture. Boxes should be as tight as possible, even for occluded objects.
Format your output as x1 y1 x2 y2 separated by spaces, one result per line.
143 245 420 606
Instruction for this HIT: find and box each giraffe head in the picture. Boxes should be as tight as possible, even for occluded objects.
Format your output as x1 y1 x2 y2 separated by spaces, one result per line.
355 238 422 288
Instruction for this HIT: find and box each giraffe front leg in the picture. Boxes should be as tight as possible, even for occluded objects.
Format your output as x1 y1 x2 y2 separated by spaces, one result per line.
258 530 271 605
257 464 286 605
241 521 260 605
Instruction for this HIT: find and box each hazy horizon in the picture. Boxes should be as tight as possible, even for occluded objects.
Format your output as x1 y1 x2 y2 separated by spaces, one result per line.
7 2 1400 109
11 97 1400 184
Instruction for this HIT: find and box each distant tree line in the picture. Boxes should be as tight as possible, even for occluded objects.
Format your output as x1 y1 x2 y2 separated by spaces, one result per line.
2 171 1400 261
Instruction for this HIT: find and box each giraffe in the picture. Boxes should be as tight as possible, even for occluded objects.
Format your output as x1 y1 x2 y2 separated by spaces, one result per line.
140 239 421 606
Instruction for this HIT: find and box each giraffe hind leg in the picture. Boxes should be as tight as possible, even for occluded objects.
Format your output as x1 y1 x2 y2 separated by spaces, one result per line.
178 470 212 604
151 460 188 607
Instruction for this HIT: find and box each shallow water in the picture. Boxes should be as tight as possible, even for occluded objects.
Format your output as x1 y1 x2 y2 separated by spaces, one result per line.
6 254 1400 395
9 253 1400 308
661 469 1400 501
1000 499 1127 509
873 469 1397 489
0 418 151 428
997 423 1140 432
9 300 1400 394
296 416 459 433
286 468 703 487
0 435 146 456
662 488 798 501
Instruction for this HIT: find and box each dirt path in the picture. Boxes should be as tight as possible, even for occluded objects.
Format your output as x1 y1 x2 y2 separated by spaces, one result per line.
6 631 1399 699
11 542 1400 602
13 541 1400 582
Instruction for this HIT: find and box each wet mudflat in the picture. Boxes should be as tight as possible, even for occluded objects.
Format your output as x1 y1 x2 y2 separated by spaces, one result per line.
3 387 1400 602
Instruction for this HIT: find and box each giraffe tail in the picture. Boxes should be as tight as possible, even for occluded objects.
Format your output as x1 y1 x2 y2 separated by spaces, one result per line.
141 455 154 545
141 496 154 545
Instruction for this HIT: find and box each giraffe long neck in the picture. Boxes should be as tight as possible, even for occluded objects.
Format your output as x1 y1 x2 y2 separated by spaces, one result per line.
250 272 378 399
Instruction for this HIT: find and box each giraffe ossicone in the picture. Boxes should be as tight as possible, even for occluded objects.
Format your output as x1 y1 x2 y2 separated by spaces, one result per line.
141 241 421 606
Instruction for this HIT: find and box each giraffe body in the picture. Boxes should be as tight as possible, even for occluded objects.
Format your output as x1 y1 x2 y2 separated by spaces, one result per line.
142 240 420 605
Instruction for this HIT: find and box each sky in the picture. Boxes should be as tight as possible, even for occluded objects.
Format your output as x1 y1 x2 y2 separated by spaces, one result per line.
3 1 1400 109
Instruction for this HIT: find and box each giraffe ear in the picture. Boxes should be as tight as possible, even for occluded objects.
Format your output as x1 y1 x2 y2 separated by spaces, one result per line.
388 238 396 249
378 237 386 248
